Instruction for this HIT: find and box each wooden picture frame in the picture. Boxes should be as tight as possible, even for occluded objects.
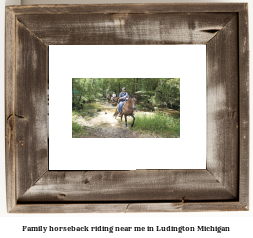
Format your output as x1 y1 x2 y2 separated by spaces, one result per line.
5 3 249 213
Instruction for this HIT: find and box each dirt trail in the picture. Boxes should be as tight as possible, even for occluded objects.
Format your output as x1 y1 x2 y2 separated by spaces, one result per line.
82 126 158 138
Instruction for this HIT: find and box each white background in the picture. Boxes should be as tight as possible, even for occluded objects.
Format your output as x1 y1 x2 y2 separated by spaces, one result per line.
0 0 252 237
49 45 206 170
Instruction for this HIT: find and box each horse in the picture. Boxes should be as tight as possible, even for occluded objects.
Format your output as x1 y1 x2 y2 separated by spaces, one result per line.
113 95 137 127
111 97 119 104
106 94 111 102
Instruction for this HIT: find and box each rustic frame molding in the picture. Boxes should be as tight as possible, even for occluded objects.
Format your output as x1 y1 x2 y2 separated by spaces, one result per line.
5 4 249 213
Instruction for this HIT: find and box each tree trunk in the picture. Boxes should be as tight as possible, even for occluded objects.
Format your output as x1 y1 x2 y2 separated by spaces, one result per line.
132 78 136 95
118 79 120 94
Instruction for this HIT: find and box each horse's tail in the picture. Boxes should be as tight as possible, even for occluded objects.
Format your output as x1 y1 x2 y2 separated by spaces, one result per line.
113 112 118 119
113 106 119 118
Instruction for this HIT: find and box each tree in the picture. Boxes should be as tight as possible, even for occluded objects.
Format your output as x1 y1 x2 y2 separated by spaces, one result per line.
72 78 180 109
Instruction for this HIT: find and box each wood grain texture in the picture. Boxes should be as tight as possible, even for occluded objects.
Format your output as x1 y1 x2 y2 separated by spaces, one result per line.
5 7 16 212
238 4 249 209
16 13 236 45
125 202 248 213
15 20 48 200
5 3 249 213
10 202 247 213
7 3 246 15
206 16 239 198
18 170 236 202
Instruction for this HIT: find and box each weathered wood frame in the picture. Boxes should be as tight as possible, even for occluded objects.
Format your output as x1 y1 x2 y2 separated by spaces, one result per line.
5 4 249 213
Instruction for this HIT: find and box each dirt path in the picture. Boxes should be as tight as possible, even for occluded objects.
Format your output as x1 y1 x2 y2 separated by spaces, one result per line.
81 126 159 138
73 102 160 138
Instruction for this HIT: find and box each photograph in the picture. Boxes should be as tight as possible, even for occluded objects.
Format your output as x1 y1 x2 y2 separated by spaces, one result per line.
72 78 180 138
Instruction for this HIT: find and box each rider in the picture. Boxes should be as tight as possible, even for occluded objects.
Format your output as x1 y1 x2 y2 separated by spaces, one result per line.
112 92 116 101
118 87 129 116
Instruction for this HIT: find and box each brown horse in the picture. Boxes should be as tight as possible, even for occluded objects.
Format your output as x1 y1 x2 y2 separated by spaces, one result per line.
113 96 137 127
111 96 119 104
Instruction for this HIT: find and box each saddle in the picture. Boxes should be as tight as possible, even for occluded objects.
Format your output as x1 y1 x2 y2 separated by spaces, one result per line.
120 101 133 115
118 101 126 107
118 101 127 116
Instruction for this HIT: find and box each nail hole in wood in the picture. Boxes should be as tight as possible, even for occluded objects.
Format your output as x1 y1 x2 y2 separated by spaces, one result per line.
84 179 90 184
182 196 186 203
57 193 66 198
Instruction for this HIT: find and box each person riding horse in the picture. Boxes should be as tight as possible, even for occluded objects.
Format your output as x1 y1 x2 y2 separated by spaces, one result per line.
118 87 129 116
106 92 111 102
112 92 116 102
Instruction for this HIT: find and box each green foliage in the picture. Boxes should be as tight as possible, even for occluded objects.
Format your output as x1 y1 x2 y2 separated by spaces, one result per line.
72 110 79 119
72 78 103 104
155 78 180 107
135 104 146 110
72 121 90 138
72 78 180 110
135 90 155 95
131 113 180 138
81 103 97 111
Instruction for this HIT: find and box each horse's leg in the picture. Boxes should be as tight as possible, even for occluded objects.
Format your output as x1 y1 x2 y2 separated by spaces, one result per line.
131 115 135 127
125 115 127 127
114 105 119 118
121 116 122 122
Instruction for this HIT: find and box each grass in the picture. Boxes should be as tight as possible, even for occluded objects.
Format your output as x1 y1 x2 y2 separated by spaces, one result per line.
72 110 79 118
72 121 90 138
131 112 180 138
72 104 100 137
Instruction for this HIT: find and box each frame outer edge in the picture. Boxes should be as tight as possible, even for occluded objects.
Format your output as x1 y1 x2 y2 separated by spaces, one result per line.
6 3 249 14
5 7 17 212
5 3 249 213
10 202 247 213
238 3 249 209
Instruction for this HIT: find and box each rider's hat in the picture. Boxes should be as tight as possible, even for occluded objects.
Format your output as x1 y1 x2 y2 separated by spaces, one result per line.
122 87 126 90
